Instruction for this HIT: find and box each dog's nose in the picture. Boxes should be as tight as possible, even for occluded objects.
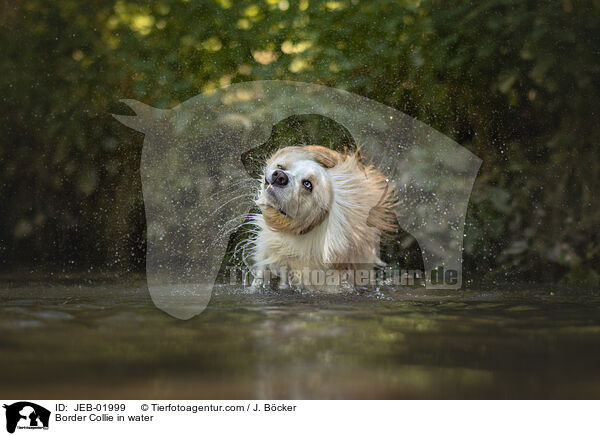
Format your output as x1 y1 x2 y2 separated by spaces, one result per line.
270 169 289 186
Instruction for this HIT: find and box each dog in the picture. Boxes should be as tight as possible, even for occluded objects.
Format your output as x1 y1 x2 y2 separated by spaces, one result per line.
248 145 398 292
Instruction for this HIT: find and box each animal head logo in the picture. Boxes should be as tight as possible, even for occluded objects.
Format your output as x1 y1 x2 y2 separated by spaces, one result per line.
3 402 50 434
114 80 481 320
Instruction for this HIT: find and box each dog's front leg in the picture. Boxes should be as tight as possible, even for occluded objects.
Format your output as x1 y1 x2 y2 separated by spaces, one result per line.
250 267 265 291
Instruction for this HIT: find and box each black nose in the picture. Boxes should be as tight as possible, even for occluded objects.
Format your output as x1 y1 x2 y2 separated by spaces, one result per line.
270 169 288 186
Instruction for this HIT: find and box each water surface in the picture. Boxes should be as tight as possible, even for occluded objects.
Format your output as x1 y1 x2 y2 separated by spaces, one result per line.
1 277 599 399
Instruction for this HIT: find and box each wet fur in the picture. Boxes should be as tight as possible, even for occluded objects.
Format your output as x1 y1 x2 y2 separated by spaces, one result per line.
250 145 398 292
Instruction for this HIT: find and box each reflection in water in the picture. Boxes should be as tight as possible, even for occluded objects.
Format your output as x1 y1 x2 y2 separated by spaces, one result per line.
0 279 599 399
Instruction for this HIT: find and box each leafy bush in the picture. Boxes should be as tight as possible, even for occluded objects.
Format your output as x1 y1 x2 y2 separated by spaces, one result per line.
1 0 598 283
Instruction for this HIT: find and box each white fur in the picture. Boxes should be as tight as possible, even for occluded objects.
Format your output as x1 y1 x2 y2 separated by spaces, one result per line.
248 146 395 292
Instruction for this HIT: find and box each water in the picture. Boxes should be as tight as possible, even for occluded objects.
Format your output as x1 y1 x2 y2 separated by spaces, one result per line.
1 276 599 399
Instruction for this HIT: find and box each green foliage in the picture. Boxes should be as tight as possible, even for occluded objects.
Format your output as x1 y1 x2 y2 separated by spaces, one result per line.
1 0 599 283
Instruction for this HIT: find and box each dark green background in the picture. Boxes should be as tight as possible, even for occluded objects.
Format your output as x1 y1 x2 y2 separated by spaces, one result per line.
1 0 598 285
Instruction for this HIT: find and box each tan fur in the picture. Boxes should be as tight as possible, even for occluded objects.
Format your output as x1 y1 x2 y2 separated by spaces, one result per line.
366 173 400 234
251 145 398 292
261 205 328 235
304 145 342 168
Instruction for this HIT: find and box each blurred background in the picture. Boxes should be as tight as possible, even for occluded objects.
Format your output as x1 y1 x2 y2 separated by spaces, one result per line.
1 0 599 285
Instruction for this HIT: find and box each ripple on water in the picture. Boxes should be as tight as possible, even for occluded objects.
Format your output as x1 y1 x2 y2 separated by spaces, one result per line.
34 310 74 320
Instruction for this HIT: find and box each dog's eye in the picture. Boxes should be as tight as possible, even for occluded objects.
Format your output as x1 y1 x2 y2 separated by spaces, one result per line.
277 164 285 170
302 180 313 191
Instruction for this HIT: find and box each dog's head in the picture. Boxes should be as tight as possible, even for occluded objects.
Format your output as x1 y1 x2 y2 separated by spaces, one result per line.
256 145 341 235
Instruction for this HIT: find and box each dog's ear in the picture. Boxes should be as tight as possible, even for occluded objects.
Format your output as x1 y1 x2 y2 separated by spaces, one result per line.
304 145 340 168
